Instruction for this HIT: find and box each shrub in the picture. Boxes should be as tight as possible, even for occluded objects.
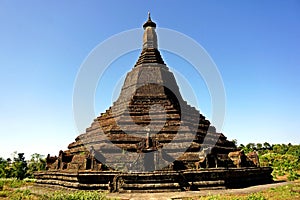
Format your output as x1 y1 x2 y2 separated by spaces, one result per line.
260 152 300 180
287 171 300 181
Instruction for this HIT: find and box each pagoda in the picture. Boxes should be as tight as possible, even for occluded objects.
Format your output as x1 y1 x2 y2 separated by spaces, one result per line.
35 14 273 192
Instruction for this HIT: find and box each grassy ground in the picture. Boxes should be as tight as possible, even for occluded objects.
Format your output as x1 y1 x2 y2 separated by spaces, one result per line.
0 178 299 200
195 181 300 200
0 178 115 200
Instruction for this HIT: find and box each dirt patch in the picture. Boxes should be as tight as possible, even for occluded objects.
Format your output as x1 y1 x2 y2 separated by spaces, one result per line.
106 181 290 200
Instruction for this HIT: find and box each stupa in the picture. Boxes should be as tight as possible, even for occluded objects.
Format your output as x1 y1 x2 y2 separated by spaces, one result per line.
35 14 272 192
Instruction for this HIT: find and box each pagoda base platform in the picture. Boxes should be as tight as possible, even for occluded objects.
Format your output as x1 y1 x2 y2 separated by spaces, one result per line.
35 167 273 193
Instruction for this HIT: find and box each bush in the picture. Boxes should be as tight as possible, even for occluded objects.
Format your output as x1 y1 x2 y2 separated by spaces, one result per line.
260 152 300 180
287 171 300 181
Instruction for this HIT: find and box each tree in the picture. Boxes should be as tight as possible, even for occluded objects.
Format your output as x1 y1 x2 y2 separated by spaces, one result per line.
231 139 238 146
247 143 256 149
263 142 272 150
243 143 256 153
27 153 46 178
256 143 262 150
286 145 300 157
0 157 8 178
272 144 289 155
238 143 245 149
11 153 27 180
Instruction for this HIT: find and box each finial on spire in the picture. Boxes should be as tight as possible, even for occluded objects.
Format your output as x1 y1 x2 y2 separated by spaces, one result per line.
142 12 158 49
143 12 156 29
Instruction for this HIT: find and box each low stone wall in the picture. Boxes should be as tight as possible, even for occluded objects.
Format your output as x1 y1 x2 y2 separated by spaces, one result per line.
35 167 273 193
35 171 118 190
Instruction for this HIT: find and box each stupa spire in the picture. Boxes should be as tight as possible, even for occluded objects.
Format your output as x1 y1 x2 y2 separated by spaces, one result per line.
134 13 164 66
143 12 158 49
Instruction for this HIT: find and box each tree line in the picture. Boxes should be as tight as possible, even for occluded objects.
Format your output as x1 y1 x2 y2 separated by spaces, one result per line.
0 152 45 180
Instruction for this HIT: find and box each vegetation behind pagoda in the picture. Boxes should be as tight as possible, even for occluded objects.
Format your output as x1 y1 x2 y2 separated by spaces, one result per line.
237 142 300 181
0 143 299 181
0 152 46 180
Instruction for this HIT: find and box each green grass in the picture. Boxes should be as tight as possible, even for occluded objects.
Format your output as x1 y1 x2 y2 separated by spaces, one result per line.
0 178 24 188
0 178 116 200
196 181 300 200
0 178 299 200
40 191 113 200
196 193 267 200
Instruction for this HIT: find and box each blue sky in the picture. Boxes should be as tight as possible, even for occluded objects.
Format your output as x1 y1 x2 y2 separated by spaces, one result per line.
0 1 299 159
